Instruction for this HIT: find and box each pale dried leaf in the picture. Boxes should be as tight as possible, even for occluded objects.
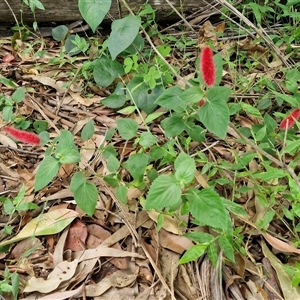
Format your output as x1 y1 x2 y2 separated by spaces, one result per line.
24 259 79 293
261 240 300 300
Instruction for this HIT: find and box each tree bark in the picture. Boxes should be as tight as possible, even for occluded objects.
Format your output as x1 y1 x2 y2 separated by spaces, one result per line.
0 0 215 23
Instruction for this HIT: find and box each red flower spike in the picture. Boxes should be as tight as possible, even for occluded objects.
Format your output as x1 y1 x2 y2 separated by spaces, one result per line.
200 46 216 87
198 99 206 107
279 108 300 130
4 126 40 145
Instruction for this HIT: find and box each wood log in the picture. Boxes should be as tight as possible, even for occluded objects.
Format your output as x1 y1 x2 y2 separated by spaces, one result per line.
0 0 215 23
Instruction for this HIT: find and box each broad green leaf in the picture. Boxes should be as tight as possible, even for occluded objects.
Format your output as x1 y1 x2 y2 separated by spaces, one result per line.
181 86 204 104
184 232 214 243
65 35 81 56
161 115 185 137
218 235 235 262
145 175 182 211
179 244 208 264
222 198 247 216
108 15 141 60
116 185 127 204
107 155 120 173
81 119 95 140
127 77 164 114
93 57 124 88
117 118 138 140
139 132 158 148
52 25 69 41
0 209 78 247
274 91 299 107
145 111 165 124
11 272 19 300
198 87 231 139
283 139 300 155
70 172 86 193
57 147 81 164
241 103 262 118
185 123 206 142
35 156 60 191
74 182 98 216
78 0 111 33
155 86 186 111
101 82 126 108
174 152 196 185
122 153 148 181
56 130 76 153
186 188 228 230
207 243 218 267
12 87 25 103
253 166 286 181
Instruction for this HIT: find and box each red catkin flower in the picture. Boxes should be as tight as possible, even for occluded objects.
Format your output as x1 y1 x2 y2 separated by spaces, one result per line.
198 99 206 107
279 108 300 129
4 126 40 145
200 46 216 87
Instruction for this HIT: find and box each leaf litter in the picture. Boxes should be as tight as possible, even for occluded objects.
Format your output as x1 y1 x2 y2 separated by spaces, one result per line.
0 3 300 300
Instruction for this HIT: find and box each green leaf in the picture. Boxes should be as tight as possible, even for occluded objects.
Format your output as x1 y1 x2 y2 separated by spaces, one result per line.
52 25 69 41
12 87 25 103
65 35 81 56
186 188 228 230
35 156 60 191
161 115 185 137
185 123 206 142
57 147 81 164
70 172 86 193
274 91 299 107
198 86 231 139
184 232 214 243
108 15 141 60
56 130 76 153
127 77 164 114
181 86 204 104
207 243 218 267
218 235 235 262
116 185 127 204
174 152 196 185
0 209 78 247
241 103 262 118
81 119 95 140
107 155 120 173
179 244 208 264
145 175 182 211
139 132 158 148
253 166 286 181
101 82 126 108
222 198 247 216
73 182 98 216
11 272 19 300
122 153 148 181
155 86 186 111
117 118 138 140
78 0 111 33
93 57 124 88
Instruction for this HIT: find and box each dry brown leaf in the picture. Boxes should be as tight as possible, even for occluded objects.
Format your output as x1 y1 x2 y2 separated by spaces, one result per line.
87 224 128 269
158 229 193 254
24 259 79 293
69 91 101 106
85 269 138 297
65 220 87 252
147 211 182 234
0 133 17 147
22 75 67 94
264 233 300 255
